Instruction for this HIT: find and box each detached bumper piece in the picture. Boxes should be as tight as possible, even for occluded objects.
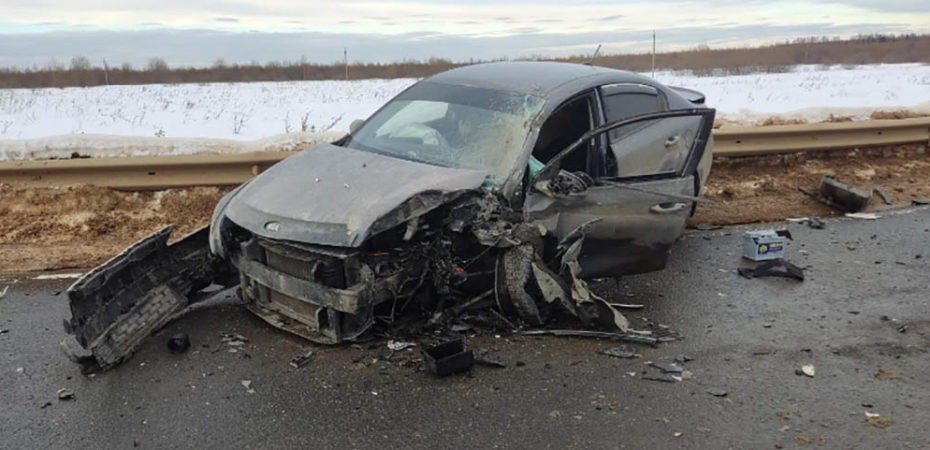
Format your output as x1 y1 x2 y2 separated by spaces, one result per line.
235 237 402 344
65 226 218 369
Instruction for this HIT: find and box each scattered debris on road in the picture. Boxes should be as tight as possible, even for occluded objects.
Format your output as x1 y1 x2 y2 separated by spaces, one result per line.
221 333 248 348
241 380 255 394
786 217 827 229
796 364 816 377
738 259 805 281
387 340 416 352
649 361 685 374
521 329 660 347
598 345 638 359
289 351 314 369
56 388 74 400
845 212 880 220
865 411 892 428
473 348 507 368
422 338 474 377
166 333 191 354
706 388 728 397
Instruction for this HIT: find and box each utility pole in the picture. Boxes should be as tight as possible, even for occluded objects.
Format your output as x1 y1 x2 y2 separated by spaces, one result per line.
344 48 348 81
652 31 656 78
103 58 110 85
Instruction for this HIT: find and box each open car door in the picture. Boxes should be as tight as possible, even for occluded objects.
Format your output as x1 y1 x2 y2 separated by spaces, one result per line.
525 108 715 278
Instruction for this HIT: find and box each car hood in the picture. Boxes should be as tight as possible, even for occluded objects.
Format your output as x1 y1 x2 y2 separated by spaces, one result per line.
224 143 488 247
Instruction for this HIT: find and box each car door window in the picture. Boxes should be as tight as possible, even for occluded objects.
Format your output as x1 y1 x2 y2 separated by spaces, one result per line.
531 95 595 173
601 84 663 122
599 84 702 178
607 115 703 178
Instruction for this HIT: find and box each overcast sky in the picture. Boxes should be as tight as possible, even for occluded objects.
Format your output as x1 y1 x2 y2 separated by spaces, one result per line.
1 0 928 68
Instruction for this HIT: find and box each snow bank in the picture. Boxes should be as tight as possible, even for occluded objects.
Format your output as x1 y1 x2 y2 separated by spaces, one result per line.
0 131 344 161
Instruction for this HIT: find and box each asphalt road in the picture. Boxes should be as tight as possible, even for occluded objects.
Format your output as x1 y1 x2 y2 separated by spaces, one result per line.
2 207 929 449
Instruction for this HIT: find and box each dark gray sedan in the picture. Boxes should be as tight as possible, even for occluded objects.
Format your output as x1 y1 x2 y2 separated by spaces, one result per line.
66 62 715 368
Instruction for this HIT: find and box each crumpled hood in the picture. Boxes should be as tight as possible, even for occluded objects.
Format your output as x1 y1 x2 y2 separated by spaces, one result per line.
224 143 488 247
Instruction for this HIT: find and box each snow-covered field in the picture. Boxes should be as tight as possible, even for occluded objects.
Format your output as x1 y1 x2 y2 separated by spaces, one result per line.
0 63 928 160
654 63 930 123
0 78 414 141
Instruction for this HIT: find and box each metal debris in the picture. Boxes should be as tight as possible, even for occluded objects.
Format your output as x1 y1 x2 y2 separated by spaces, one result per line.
422 338 474 377
521 329 658 347
386 340 416 352
289 351 314 369
845 212 880 220
473 348 507 368
599 345 638 359
166 333 191 354
873 186 893 205
221 334 248 347
56 388 74 400
649 361 685 374
642 373 680 383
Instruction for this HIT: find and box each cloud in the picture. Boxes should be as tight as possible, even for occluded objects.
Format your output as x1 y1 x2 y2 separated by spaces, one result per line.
214 17 239 23
0 22 911 69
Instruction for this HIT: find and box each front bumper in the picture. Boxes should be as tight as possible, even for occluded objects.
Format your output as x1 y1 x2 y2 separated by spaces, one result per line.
233 237 404 344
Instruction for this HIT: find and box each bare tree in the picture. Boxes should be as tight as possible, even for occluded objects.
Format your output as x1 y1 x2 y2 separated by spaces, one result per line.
70 56 92 71
146 57 169 72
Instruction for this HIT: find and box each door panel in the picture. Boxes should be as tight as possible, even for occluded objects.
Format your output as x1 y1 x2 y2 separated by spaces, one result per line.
526 107 714 278
608 115 703 178
526 176 694 278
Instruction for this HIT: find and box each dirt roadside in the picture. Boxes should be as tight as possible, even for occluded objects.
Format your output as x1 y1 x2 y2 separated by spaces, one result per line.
1 144 928 274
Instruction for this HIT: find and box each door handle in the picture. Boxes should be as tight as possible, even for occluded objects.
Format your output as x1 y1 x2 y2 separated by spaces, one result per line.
664 135 681 148
649 202 687 214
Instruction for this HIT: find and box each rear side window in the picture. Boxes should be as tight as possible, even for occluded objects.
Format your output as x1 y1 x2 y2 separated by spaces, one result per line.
600 84 663 122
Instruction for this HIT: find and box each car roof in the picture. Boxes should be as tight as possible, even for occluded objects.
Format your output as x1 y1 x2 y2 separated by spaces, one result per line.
425 61 659 99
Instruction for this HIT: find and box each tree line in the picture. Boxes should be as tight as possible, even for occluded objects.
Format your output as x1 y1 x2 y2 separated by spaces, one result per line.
1 33 927 89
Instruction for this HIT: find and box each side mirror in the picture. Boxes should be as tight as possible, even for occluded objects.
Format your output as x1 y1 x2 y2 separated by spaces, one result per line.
534 170 592 197
349 119 365 135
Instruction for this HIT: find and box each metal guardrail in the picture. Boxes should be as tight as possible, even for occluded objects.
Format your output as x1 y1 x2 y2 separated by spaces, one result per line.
713 117 930 156
0 151 291 190
1 118 928 190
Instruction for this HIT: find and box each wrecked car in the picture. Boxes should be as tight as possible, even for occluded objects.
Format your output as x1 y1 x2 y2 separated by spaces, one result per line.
65 62 715 368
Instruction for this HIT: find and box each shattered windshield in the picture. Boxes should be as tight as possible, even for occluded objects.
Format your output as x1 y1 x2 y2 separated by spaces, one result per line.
344 81 545 184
